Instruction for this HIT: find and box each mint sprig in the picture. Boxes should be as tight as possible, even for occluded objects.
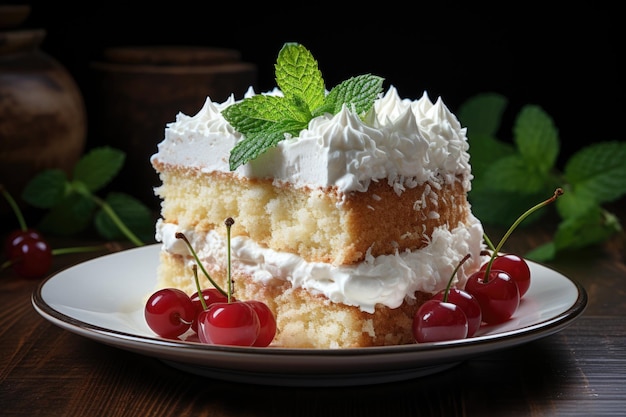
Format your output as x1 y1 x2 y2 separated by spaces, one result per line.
21 146 153 245
459 93 626 261
222 42 384 170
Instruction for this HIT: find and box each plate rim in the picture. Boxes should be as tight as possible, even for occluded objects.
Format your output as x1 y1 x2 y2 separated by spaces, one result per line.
31 244 588 385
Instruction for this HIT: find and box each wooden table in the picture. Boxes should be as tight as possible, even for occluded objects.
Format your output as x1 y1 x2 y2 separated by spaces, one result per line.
1 205 625 416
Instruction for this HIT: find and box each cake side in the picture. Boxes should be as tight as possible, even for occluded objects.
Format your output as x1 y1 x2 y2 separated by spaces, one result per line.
153 160 472 266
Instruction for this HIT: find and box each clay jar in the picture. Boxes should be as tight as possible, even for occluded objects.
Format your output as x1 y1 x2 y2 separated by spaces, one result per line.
0 6 87 217
90 46 257 208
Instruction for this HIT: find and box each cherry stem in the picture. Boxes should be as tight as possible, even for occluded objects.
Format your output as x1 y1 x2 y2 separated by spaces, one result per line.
77 192 144 246
483 233 496 252
483 187 564 280
51 245 113 256
90 194 145 247
225 217 235 303
0 243 121 272
0 259 13 270
1 184 28 231
192 264 208 311
443 254 471 302
175 232 228 297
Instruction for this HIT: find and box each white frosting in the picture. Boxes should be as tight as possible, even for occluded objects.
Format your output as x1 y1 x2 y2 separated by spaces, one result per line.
156 218 486 314
152 86 484 313
151 86 472 194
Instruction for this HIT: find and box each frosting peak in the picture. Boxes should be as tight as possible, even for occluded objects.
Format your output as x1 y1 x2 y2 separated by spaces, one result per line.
151 85 472 194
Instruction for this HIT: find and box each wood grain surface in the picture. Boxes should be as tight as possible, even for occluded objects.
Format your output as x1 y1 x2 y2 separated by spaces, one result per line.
1 203 625 417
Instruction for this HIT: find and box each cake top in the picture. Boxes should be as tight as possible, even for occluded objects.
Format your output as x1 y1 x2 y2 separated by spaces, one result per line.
151 43 473 194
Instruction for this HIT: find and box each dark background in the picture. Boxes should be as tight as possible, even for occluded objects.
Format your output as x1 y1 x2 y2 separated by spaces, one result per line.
11 2 626 167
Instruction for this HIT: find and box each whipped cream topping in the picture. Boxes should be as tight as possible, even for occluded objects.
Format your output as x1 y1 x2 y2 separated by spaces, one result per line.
151 86 473 195
156 218 486 314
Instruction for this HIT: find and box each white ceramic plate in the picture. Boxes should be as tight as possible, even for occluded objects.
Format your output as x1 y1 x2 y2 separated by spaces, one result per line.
32 244 587 387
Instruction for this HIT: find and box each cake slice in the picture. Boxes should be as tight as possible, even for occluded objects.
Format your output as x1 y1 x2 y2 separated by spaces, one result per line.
150 43 486 348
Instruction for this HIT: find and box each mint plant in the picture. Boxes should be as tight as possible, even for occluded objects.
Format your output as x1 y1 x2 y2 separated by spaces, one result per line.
222 42 384 170
458 93 626 261
20 146 153 246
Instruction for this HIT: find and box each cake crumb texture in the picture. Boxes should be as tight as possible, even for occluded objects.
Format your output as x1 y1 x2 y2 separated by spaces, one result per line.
154 162 471 266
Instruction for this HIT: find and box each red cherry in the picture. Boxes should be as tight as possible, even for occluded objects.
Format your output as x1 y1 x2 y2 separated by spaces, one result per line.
144 288 196 339
480 254 531 297
197 301 260 346
189 288 229 333
4 228 45 255
7 236 53 279
246 300 277 347
413 300 468 343
432 287 482 337
465 269 520 324
175 221 273 347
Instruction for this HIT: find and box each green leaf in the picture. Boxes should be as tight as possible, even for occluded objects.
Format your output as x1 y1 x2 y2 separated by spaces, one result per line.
553 206 622 252
94 192 154 242
460 91 622 261
67 179 93 199
73 147 126 192
37 193 95 235
223 43 385 171
21 169 68 208
469 188 548 228
458 93 508 137
564 141 626 204
513 105 559 175
315 74 384 116
223 94 311 133
467 132 515 180
275 43 325 111
555 187 598 219
228 120 306 170
482 154 548 194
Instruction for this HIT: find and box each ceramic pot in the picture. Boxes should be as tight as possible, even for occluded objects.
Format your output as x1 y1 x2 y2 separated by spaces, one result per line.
90 46 257 208
0 6 87 218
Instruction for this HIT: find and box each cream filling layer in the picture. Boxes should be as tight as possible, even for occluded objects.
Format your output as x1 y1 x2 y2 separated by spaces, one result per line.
156 216 486 314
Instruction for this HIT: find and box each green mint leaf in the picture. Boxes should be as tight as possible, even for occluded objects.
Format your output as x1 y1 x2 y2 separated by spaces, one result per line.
223 94 311 134
94 192 154 242
275 43 325 111
564 141 626 203
229 120 307 170
482 154 549 194
224 43 385 171
37 193 95 235
458 92 508 137
21 169 67 209
314 74 384 117
461 90 623 260
73 146 125 192
467 132 515 181
513 105 559 175
555 187 598 219
469 188 548 227
553 206 622 252
67 179 93 199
